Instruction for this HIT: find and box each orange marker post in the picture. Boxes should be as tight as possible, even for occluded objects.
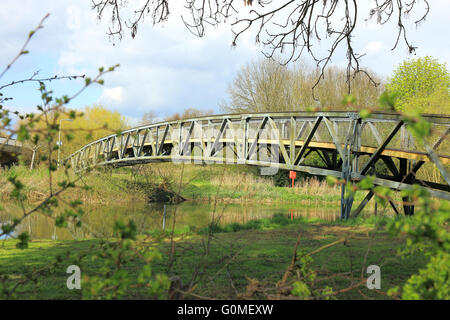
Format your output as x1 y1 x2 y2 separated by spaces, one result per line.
289 170 296 188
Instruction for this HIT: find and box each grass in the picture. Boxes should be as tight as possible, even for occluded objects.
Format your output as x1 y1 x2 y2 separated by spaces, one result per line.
0 165 148 206
1 163 375 208
0 217 427 300
126 163 383 207
198 213 398 234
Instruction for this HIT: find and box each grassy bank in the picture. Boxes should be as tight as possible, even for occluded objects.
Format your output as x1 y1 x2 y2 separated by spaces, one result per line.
120 163 381 207
1 163 373 206
0 216 425 299
0 165 148 206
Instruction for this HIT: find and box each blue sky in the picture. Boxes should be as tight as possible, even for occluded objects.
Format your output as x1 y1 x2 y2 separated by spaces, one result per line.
1 1 449 125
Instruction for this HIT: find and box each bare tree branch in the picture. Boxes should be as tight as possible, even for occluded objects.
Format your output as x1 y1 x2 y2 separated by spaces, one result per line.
91 1 430 93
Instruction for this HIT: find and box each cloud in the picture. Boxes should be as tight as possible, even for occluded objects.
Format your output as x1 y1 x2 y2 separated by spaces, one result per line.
100 87 124 106
364 41 384 55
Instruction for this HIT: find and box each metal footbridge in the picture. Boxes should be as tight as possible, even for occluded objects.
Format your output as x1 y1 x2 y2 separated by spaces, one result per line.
0 137 22 166
66 111 450 219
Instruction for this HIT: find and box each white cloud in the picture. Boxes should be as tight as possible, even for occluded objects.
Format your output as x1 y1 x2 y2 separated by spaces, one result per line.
364 41 384 55
100 87 124 105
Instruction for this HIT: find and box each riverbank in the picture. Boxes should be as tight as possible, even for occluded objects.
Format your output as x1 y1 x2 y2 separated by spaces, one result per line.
0 217 426 299
1 163 381 209
0 165 148 206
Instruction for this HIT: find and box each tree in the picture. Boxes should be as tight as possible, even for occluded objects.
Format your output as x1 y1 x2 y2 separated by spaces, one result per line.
139 111 159 126
385 56 450 114
221 58 383 113
61 105 128 157
0 15 170 299
222 59 291 113
92 0 430 93
18 105 128 165
164 107 214 121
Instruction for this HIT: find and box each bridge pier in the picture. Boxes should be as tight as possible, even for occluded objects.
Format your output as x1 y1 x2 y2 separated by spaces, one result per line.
399 158 415 216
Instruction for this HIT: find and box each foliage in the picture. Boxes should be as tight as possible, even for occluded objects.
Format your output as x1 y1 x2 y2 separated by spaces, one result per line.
290 250 335 300
273 169 290 187
63 105 128 156
147 177 186 204
18 104 128 163
139 111 159 125
82 220 169 299
354 101 450 299
385 56 450 113
386 187 449 299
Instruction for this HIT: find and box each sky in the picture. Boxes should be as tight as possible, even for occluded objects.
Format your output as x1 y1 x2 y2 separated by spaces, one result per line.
1 1 449 126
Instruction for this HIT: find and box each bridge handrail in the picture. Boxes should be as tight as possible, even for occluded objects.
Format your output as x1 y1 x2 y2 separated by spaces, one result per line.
0 137 23 148
66 111 450 159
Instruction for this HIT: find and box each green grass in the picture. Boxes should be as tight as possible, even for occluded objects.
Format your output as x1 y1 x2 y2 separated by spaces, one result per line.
198 213 326 234
0 219 427 300
0 165 150 206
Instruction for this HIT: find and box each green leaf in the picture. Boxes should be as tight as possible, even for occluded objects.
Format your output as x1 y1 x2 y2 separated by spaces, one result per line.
17 125 30 142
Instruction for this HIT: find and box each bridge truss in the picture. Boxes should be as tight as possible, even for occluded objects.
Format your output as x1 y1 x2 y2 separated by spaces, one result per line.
67 111 450 219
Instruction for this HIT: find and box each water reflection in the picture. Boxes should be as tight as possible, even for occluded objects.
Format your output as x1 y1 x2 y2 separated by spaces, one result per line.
2 201 340 240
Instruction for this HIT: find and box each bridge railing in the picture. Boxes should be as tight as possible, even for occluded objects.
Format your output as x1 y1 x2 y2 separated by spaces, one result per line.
0 137 23 149
67 111 449 164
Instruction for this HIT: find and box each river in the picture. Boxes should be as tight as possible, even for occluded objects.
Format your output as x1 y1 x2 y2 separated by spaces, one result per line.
1 201 340 240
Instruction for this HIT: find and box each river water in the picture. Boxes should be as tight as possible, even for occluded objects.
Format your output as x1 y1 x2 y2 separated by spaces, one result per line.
1 201 340 240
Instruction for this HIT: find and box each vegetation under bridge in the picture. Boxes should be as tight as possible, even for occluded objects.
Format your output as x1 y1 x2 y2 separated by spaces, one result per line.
67 111 450 219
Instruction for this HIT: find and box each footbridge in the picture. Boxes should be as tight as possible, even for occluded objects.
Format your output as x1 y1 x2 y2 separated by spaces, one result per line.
67 111 450 219
0 137 22 166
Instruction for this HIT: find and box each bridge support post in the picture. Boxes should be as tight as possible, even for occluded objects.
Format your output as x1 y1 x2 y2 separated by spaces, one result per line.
400 158 415 216
340 116 361 220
